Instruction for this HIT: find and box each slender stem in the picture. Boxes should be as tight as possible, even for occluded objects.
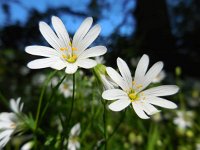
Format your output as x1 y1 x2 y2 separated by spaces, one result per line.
34 70 57 131
103 100 107 150
107 109 126 142
0 91 9 108
63 73 76 147
40 75 67 121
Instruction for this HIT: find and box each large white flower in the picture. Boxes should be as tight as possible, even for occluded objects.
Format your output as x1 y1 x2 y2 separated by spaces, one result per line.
0 98 24 149
25 16 107 74
68 123 81 150
102 54 179 119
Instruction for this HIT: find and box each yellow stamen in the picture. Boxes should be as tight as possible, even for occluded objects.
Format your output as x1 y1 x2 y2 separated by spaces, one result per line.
62 54 67 59
72 47 77 51
132 81 136 85
136 84 143 89
67 54 77 63
60 47 68 51
69 42 72 47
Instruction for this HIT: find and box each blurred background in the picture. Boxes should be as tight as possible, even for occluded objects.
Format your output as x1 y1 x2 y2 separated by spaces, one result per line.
0 0 200 149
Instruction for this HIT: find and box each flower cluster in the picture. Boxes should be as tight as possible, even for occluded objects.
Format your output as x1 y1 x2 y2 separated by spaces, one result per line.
0 98 26 149
0 16 180 149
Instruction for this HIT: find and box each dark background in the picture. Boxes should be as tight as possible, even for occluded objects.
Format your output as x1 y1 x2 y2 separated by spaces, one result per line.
0 0 200 77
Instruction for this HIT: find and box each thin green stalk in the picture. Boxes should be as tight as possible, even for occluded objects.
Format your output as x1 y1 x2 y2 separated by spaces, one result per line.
61 73 76 148
103 100 107 150
34 70 57 131
40 75 67 121
107 109 126 142
0 91 9 108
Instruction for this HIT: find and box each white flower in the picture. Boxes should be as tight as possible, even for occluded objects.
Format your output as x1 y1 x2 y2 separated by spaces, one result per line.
68 123 81 150
21 141 34 150
102 54 179 119
59 80 73 98
100 74 117 90
0 98 24 149
26 16 107 74
10 97 23 113
173 110 194 130
152 70 166 83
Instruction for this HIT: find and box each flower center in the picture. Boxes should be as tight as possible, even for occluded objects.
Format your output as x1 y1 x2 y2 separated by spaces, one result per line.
10 123 16 129
128 89 139 102
60 42 78 63
62 54 77 63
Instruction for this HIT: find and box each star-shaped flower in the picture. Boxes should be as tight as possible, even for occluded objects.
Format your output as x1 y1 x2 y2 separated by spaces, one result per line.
0 98 24 148
102 54 179 119
26 16 107 74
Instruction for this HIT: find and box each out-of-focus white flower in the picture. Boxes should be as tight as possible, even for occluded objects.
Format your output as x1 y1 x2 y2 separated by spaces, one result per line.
26 16 107 74
196 143 200 150
173 110 195 130
59 80 73 98
10 97 24 113
32 73 46 86
21 141 34 150
19 66 30 76
152 70 166 83
68 123 81 150
95 56 105 64
50 77 73 98
0 98 25 149
102 55 179 119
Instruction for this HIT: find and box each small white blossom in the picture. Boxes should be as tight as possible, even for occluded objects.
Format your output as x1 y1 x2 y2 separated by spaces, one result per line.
68 123 81 150
0 98 24 149
102 54 179 119
26 16 107 74
173 110 195 130
21 141 34 150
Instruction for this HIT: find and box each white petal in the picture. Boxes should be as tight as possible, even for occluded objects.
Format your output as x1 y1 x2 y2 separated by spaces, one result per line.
25 46 60 57
51 16 70 46
117 57 132 89
143 85 179 96
0 113 16 122
77 24 101 55
146 96 177 109
141 61 164 90
76 59 97 69
0 130 12 148
21 141 34 150
108 99 130 111
9 98 23 113
39 21 62 50
102 89 127 100
72 17 93 47
78 46 107 59
50 60 67 70
138 102 160 115
132 102 150 119
106 67 128 91
65 63 78 74
134 54 149 84
27 58 57 69
70 123 81 136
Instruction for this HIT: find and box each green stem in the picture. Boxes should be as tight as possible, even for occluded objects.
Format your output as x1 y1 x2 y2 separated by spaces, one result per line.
103 100 107 150
107 109 126 142
0 90 9 108
40 75 67 121
62 73 76 148
34 70 57 131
